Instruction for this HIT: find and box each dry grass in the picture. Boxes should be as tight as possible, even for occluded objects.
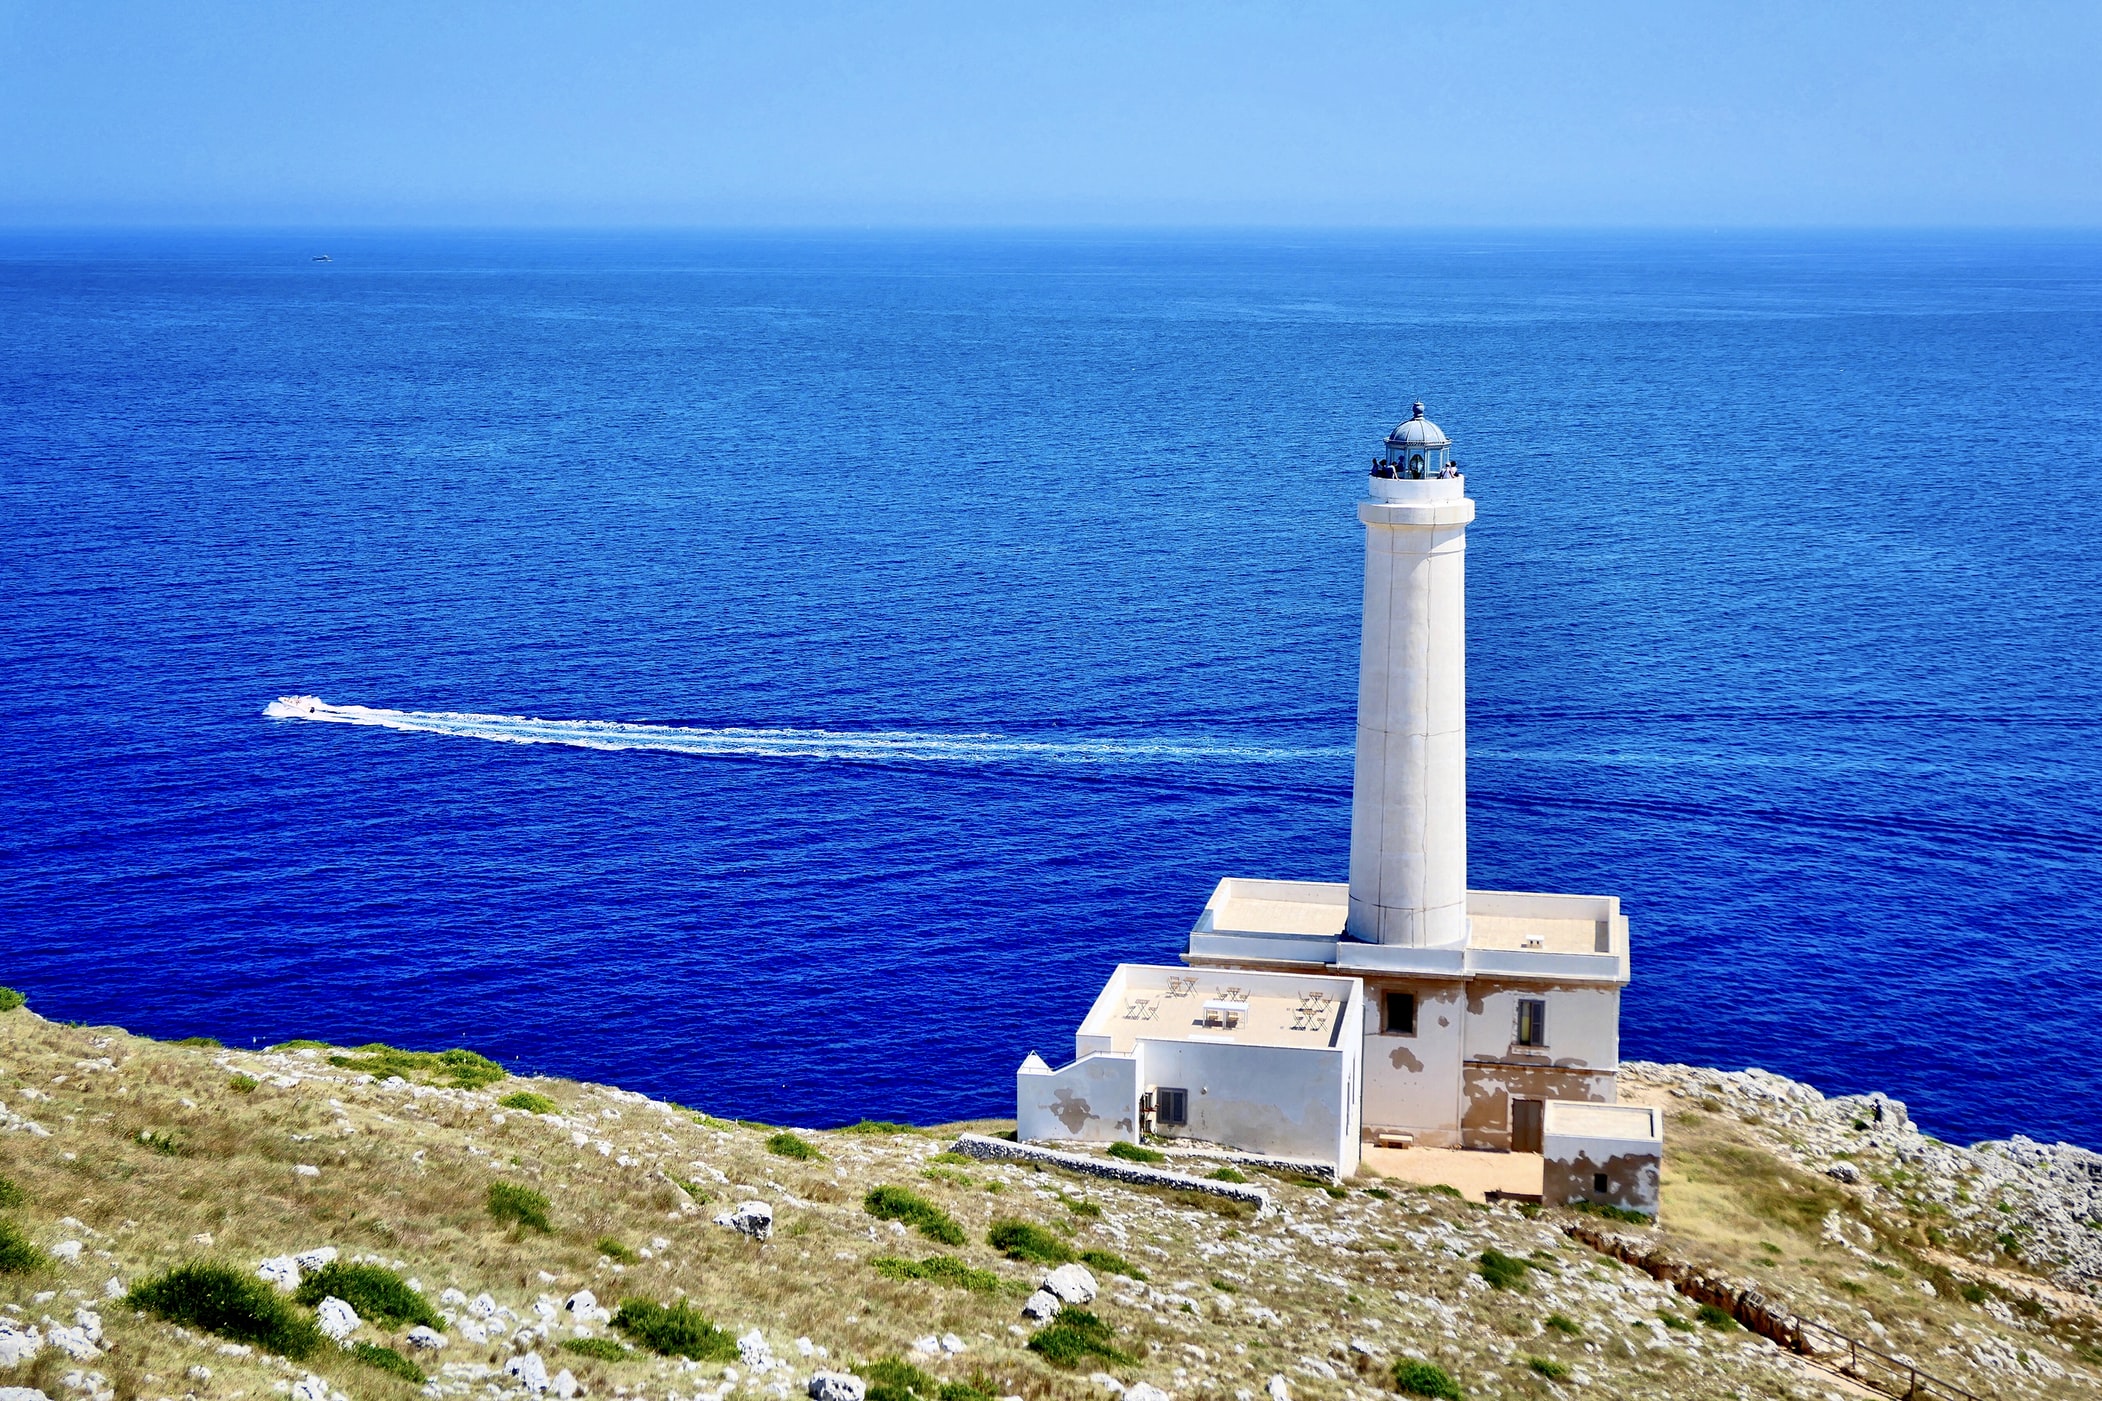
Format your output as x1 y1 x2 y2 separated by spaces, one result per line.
0 1012 2094 1401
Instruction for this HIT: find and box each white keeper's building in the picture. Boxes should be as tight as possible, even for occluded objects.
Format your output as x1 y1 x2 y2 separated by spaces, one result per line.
1017 404 1660 1213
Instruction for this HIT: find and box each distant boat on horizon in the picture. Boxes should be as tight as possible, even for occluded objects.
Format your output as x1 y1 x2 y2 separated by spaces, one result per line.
311 254 332 262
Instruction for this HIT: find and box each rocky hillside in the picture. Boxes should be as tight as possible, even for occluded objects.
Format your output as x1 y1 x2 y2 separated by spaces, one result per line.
1 1007 2098 1401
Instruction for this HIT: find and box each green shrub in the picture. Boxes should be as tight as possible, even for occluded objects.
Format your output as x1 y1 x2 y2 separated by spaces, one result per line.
1364 1187 1392 1200
229 1074 260 1094
841 1120 920 1135
1056 1192 1101 1218
270 1038 332 1051
1207 1167 1248 1183
1658 1311 1695 1332
596 1237 640 1264
561 1336 634 1361
499 1091 558 1115
1478 1250 1530 1291
668 1177 708 1205
986 1219 1073 1265
1391 1358 1463 1399
127 1262 323 1358
487 1181 552 1232
1078 1248 1143 1280
326 1044 505 1089
0 988 24 1013
864 1357 941 1401
863 1186 966 1246
612 1298 738 1360
1695 1303 1739 1331
1543 1312 1582 1337
137 1129 190 1157
1424 1183 1464 1199
871 1254 1001 1293
1209 1278 1238 1292
172 1035 222 1047
1025 1309 1129 1368
295 1262 442 1329
351 1342 426 1382
1567 1198 1652 1225
929 1151 972 1165
0 1218 45 1273
1524 1356 1570 1381
767 1131 822 1160
0 1173 23 1209
1106 1141 1164 1165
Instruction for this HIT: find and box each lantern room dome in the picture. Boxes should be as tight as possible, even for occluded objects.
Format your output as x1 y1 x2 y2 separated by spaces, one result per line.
1385 402 1449 450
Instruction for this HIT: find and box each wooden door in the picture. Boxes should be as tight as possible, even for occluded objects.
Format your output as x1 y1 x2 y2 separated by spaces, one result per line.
1511 1098 1544 1154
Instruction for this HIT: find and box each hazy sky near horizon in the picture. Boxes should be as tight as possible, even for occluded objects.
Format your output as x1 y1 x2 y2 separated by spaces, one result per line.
3 1 2099 228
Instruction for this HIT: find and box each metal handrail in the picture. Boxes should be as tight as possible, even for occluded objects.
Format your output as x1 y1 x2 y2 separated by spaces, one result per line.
1786 1314 1986 1401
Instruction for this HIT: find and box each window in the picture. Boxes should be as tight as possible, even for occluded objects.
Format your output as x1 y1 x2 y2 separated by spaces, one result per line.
1593 1172 1610 1194
1384 991 1417 1036
1155 1087 1188 1127
1516 998 1548 1047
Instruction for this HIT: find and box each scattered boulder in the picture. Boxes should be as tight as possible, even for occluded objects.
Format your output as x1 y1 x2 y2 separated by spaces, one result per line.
0 1388 53 1401
1266 1377 1289 1401
1042 1263 1098 1305
458 1318 490 1345
49 1241 81 1265
809 1371 867 1401
315 1296 360 1343
293 1246 338 1269
563 1289 598 1315
1825 1161 1862 1184
739 1328 776 1370
1127 1386 1171 1401
506 1351 551 1394
715 1200 774 1242
256 1256 301 1291
405 1326 447 1351
552 1368 579 1399
1022 1289 1062 1321
940 1333 966 1355
0 1323 38 1367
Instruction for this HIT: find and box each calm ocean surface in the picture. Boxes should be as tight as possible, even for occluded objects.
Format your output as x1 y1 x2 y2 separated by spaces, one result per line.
3 231 2098 1149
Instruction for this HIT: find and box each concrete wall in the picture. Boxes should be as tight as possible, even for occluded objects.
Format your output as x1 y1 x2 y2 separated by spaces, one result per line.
1460 1063 1616 1150
1543 1104 1662 1216
1462 981 1620 1070
1359 978 1466 1147
1016 1052 1138 1145
1139 1037 1360 1174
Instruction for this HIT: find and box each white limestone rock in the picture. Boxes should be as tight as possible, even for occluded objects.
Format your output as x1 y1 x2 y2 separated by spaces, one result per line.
506 1351 551 1393
458 1318 490 1345
293 1246 338 1269
0 1388 53 1401
808 1371 867 1401
552 1368 579 1398
49 1242 81 1265
1266 1376 1290 1401
563 1289 597 1315
257 1256 302 1291
1022 1289 1062 1321
1042 1263 1098 1304
315 1296 360 1343
739 1328 776 1370
1126 1386 1171 1401
0 1322 41 1367
1825 1161 1862 1184
406 1325 447 1351
940 1333 966 1355
715 1200 774 1242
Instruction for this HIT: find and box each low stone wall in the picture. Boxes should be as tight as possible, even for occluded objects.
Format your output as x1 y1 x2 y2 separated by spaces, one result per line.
1562 1220 1799 1347
947 1133 1274 1215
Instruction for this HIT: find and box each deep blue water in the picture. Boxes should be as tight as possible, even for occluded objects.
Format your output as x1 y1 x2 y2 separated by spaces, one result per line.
3 230 2098 1150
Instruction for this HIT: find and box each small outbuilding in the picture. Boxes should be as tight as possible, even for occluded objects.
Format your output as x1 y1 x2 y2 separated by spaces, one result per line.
1541 1100 1662 1217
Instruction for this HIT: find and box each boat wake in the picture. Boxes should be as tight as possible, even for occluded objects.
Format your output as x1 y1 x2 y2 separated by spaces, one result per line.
262 695 1340 769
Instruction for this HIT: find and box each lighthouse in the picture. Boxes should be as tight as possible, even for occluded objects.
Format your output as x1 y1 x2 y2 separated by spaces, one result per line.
1020 399 1644 1202
1349 403 1471 948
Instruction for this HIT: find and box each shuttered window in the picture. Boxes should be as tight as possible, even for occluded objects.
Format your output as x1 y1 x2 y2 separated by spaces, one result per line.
1516 999 1548 1047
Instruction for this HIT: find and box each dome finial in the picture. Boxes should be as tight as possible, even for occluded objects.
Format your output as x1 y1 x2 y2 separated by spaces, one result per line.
1412 402 1425 419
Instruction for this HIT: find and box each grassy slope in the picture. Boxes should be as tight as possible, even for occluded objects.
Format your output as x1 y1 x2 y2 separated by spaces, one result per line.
0 1010 2094 1401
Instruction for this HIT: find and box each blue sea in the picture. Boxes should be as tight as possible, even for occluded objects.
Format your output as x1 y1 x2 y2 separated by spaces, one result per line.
3 230 2098 1150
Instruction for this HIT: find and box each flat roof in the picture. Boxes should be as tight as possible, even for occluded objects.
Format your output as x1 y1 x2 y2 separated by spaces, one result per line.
1198 880 1622 959
1542 1101 1659 1141
1083 965 1355 1053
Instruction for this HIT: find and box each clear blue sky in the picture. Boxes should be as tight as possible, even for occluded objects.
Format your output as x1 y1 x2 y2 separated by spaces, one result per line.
3 0 2098 227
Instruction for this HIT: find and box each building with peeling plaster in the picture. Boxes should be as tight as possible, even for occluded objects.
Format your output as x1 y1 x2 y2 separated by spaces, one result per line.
1018 405 1652 1204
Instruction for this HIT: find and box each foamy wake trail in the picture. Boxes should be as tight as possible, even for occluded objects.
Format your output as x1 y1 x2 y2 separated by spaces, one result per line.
263 696 1337 768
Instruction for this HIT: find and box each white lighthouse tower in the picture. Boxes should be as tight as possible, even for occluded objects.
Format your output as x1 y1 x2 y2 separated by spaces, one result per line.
1348 404 1471 948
